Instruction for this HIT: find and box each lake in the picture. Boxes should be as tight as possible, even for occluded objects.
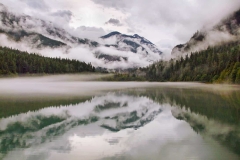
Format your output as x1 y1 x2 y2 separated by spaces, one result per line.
0 75 240 160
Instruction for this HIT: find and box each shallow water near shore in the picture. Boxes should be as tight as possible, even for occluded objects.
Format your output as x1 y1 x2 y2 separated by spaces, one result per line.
0 75 240 160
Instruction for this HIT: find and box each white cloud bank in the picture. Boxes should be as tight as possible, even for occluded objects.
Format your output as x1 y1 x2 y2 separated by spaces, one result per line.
0 33 160 69
1 0 240 61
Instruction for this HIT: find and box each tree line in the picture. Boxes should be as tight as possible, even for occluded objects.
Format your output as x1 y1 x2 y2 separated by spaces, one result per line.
0 46 95 75
146 41 240 83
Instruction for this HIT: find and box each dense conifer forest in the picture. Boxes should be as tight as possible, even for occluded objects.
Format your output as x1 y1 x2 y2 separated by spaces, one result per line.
1 41 240 84
106 41 240 84
0 46 95 75
146 41 240 83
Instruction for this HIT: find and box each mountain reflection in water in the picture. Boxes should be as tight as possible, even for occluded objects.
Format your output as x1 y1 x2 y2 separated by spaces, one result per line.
0 86 239 160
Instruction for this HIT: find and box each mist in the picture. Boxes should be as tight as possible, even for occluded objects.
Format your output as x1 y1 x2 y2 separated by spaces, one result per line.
0 3 162 70
0 74 238 101
172 30 238 58
2 0 240 66
1 85 239 160
192 30 236 51
0 31 163 69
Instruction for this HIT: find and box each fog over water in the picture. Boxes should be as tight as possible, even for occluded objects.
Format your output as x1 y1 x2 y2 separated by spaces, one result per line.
0 74 239 98
0 74 240 160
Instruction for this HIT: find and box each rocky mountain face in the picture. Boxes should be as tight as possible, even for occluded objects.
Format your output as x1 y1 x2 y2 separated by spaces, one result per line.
99 31 162 60
0 3 162 69
0 3 99 49
93 31 163 65
172 8 240 58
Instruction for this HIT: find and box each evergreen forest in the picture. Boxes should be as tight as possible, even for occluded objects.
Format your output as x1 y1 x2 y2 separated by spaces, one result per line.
144 41 240 83
0 46 95 75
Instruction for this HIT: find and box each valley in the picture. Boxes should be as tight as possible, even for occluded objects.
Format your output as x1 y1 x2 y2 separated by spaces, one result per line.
0 1 240 159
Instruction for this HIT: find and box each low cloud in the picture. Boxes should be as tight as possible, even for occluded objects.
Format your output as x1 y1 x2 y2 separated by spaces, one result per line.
171 29 238 59
21 0 49 11
105 18 123 26
0 33 161 69
189 30 236 53
71 26 106 41
50 10 73 22
2 0 240 59
92 0 240 43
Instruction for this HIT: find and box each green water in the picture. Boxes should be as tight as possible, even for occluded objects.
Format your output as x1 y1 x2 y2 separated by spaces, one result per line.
0 81 240 160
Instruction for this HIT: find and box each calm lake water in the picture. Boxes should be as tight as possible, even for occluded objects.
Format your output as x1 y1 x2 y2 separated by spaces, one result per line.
0 75 240 160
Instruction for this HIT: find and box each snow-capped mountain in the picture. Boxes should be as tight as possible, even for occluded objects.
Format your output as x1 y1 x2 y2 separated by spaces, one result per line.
172 8 240 58
0 3 163 69
93 31 163 64
99 31 162 60
0 3 99 49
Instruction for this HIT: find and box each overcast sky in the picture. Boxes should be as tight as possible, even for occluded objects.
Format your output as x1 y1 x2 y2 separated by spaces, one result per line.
1 0 240 52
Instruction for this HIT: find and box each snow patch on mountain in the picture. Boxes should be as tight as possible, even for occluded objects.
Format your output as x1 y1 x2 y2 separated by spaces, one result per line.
0 3 164 70
98 31 163 63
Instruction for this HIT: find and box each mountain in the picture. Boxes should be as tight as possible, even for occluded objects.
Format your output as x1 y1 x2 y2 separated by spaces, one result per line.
101 31 162 55
94 31 163 65
99 31 162 60
172 8 240 58
0 3 162 69
0 3 99 49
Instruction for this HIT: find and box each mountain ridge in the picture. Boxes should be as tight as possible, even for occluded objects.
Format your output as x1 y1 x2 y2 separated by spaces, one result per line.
0 3 99 49
171 8 240 58
99 31 162 59
0 3 163 69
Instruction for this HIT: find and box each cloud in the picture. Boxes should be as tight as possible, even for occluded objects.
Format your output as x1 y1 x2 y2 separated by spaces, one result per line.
0 0 49 14
21 0 49 11
92 0 240 43
71 26 106 41
105 18 122 26
2 0 240 57
0 32 161 69
156 39 179 59
50 10 73 22
175 30 237 58
0 0 130 41
0 3 163 69
127 29 134 33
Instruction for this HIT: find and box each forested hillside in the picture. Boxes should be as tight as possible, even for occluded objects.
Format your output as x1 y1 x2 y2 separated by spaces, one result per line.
147 41 240 83
171 8 240 57
0 47 95 75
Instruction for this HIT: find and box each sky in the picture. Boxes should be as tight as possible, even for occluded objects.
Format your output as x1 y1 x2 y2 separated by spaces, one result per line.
1 0 240 53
